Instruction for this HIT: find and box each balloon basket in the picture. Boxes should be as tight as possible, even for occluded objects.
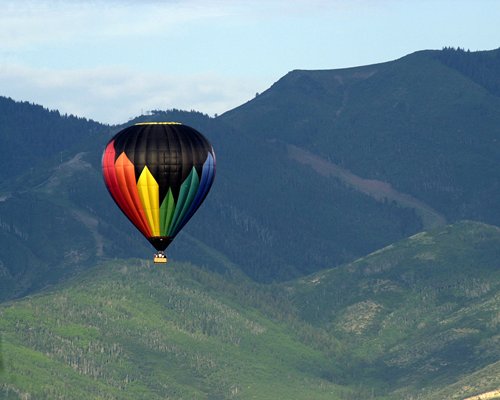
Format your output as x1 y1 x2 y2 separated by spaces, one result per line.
153 251 168 263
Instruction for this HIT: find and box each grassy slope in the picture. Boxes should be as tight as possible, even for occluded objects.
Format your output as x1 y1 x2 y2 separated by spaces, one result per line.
1 221 499 399
286 221 500 398
0 260 353 400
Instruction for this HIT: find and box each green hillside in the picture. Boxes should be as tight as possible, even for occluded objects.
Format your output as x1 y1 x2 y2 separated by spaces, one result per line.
286 221 500 398
1 221 499 399
0 260 352 400
221 48 500 227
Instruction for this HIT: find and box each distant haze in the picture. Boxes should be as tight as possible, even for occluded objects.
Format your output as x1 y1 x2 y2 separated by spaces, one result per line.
1 0 499 123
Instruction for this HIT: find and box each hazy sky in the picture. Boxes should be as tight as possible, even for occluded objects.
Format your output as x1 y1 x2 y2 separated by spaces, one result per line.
1 0 499 124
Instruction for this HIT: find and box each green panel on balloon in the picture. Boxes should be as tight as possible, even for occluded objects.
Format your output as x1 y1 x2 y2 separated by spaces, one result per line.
168 168 200 236
160 188 175 236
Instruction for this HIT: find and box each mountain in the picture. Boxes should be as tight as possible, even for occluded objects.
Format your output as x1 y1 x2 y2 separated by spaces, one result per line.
122 48 500 281
0 103 421 300
0 98 107 300
1 221 499 399
1 47 500 297
220 48 500 227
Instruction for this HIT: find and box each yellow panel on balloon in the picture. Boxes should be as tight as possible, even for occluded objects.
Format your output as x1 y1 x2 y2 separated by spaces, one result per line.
137 166 160 236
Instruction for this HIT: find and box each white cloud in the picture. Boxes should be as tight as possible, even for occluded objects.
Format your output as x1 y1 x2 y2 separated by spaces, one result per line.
0 0 285 123
0 0 367 51
0 0 236 50
0 63 262 123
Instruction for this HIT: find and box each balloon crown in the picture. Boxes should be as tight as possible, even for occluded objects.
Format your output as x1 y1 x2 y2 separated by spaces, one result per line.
134 122 182 125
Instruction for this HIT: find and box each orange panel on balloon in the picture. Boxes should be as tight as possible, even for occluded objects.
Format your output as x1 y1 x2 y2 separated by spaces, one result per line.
102 142 140 233
114 152 152 237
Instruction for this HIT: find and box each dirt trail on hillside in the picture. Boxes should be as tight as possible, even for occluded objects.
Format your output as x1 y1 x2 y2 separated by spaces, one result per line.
464 389 500 400
287 144 446 229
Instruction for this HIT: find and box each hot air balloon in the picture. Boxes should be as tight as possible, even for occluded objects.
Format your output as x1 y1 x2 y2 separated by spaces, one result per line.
102 122 216 263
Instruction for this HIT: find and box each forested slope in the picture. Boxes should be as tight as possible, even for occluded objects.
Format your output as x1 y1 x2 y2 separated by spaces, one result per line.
221 48 500 227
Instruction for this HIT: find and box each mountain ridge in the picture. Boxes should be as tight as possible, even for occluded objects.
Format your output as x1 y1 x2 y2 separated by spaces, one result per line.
1 46 499 290
219 48 500 228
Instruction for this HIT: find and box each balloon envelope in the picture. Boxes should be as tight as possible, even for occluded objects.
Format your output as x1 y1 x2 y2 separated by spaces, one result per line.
102 122 216 251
